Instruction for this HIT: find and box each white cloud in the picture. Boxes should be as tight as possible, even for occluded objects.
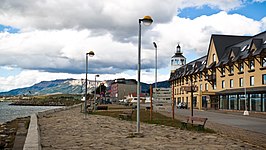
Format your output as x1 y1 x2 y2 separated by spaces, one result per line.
153 11 262 59
0 0 265 92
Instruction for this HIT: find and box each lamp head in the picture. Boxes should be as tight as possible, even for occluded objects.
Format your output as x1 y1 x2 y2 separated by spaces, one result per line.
142 16 153 26
153 42 157 48
95 74 100 77
87 51 95 57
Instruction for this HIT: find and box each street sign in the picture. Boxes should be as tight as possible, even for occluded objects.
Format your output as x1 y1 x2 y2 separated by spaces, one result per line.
181 85 198 92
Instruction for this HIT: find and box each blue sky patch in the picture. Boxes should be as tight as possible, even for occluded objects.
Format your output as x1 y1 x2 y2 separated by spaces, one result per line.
228 2 266 21
178 5 220 19
0 24 19 33
178 1 266 21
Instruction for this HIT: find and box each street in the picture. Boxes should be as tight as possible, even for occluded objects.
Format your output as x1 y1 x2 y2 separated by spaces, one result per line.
153 104 266 135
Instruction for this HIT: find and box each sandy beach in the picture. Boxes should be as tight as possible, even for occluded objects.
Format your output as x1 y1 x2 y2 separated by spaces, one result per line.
37 106 262 150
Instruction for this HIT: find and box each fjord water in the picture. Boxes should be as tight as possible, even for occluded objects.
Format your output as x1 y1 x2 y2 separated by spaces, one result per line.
0 102 62 123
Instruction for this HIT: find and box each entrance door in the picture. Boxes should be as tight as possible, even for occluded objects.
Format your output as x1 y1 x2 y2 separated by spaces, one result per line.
202 96 207 108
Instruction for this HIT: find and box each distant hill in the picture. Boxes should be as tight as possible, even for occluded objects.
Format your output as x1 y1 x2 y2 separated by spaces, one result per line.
0 79 170 96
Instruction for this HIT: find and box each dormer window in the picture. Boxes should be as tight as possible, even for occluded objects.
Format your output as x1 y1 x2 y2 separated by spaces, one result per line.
262 57 266 67
199 72 202 80
249 59 255 70
239 62 244 72
213 54 216 62
230 65 234 74
221 67 225 76
241 44 249 51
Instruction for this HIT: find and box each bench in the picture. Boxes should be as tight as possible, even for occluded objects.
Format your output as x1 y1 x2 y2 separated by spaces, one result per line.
119 110 134 120
96 105 108 110
181 116 208 130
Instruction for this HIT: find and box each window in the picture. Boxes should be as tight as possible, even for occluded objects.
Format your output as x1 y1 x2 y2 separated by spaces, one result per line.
181 59 184 65
239 62 244 72
230 65 234 74
200 84 202 91
263 74 266 85
213 81 217 90
175 59 179 65
199 72 202 80
230 79 234 88
222 80 225 89
239 78 243 87
205 83 208 91
249 59 255 70
213 54 216 62
262 57 266 67
250 76 254 86
221 67 225 76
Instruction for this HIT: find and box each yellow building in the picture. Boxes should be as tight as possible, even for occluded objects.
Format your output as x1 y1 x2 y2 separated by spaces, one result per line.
169 31 266 112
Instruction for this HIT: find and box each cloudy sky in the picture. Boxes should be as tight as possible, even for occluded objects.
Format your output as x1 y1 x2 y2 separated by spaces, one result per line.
0 0 265 92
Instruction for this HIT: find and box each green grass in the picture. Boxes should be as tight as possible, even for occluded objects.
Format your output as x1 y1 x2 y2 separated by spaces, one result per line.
93 108 215 133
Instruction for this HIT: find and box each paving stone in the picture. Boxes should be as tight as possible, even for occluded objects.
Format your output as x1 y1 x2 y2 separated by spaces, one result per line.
39 107 262 150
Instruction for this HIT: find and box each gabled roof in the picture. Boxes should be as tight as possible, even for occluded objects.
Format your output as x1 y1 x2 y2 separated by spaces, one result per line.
208 34 251 61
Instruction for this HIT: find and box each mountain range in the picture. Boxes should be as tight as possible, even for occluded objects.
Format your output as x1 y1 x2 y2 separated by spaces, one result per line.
0 79 170 96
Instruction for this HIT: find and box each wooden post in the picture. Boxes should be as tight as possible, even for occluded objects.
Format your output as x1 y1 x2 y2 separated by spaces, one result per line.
172 81 175 120
150 85 153 121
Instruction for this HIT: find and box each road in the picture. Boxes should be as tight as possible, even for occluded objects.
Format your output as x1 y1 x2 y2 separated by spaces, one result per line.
152 104 266 135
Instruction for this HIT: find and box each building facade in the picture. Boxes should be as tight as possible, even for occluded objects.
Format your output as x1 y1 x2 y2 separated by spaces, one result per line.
169 31 266 112
110 78 137 102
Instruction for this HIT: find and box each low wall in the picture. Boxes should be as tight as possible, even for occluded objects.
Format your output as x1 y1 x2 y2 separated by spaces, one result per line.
23 104 82 150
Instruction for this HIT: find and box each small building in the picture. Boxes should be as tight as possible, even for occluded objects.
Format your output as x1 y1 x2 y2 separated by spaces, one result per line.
110 78 137 102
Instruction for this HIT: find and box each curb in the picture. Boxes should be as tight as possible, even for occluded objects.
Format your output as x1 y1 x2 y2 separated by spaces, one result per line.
23 104 82 150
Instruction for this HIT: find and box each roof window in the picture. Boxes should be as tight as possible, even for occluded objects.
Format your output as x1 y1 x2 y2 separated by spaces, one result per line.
202 60 206 65
241 44 249 51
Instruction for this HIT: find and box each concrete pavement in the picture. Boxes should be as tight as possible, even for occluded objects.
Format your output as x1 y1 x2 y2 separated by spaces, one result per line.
156 104 266 135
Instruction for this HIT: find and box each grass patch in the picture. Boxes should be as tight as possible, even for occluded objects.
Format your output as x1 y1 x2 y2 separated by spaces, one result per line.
93 108 215 133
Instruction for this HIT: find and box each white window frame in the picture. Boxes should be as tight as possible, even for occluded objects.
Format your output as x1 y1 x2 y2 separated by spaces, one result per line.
250 76 254 86
222 80 225 89
230 79 234 88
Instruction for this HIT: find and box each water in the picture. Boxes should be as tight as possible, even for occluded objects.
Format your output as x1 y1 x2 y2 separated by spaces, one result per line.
0 101 63 123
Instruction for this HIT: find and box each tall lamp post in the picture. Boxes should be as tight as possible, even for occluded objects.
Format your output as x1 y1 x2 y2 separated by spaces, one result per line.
94 74 100 111
137 16 153 133
153 42 157 102
85 51 95 113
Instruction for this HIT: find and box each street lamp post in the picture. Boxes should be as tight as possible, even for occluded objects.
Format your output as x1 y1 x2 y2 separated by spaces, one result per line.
85 51 95 113
94 74 100 111
137 16 153 133
153 42 157 102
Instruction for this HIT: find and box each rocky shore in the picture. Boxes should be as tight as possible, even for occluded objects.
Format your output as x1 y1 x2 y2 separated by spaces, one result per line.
0 117 30 149
39 107 260 150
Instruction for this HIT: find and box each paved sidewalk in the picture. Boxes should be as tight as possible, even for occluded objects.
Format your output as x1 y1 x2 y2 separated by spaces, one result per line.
39 107 261 150
153 104 266 149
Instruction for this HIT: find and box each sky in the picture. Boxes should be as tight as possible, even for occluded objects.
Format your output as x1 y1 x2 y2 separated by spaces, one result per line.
0 0 265 92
